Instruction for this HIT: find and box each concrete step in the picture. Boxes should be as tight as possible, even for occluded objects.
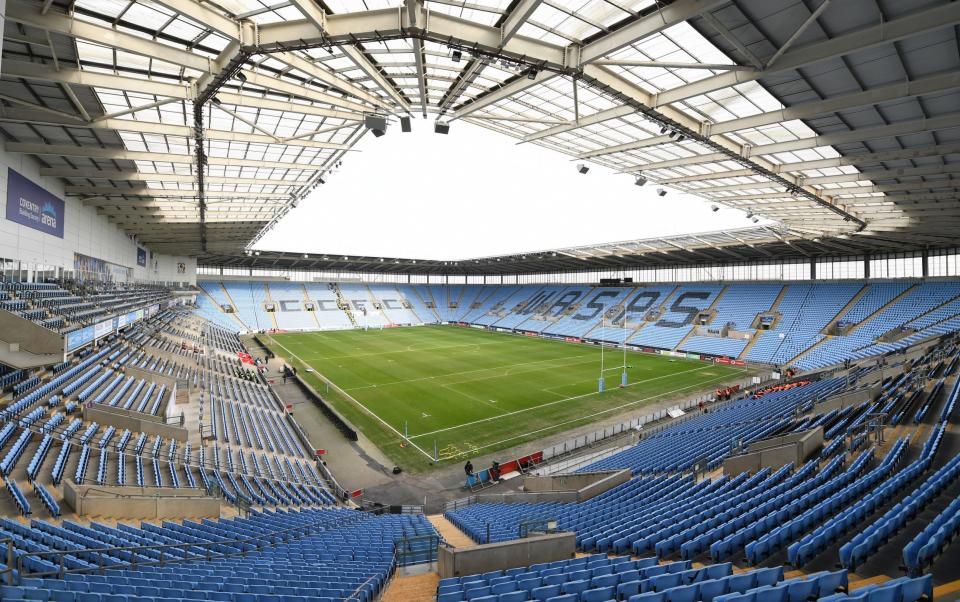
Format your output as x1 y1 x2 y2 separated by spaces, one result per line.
381 572 439 602
428 513 476 548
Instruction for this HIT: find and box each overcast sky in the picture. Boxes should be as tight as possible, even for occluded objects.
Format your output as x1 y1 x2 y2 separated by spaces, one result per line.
256 117 770 260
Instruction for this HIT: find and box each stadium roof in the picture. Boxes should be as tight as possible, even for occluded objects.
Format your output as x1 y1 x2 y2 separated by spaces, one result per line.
199 224 952 275
0 0 958 258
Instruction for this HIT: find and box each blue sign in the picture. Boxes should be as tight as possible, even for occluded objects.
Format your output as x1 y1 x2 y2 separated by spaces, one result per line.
137 247 147 267
6 168 65 238
65 326 95 352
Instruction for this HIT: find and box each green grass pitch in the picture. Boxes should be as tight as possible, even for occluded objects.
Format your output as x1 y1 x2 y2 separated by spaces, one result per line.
262 325 749 472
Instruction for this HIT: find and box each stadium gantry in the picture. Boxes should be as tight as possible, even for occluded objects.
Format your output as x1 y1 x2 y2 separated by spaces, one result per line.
1 0 960 601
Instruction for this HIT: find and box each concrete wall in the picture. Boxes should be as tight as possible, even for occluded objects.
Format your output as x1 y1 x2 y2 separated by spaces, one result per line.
0 144 196 284
0 308 64 355
523 470 631 502
470 490 580 505
724 427 823 475
815 386 879 415
127 364 178 390
438 532 576 578
83 403 188 442
63 480 220 520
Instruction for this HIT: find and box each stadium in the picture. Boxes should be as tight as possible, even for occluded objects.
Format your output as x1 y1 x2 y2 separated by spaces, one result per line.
0 0 959 600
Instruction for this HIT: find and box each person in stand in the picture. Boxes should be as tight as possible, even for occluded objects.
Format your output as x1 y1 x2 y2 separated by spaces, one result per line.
464 460 474 477
490 460 501 482
698 400 705 413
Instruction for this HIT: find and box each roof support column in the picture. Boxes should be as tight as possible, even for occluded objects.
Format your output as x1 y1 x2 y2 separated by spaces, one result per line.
810 258 817 281
922 249 929 278
864 254 871 280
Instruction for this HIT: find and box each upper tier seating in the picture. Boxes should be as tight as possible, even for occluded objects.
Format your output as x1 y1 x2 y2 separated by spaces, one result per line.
194 280 960 373
338 283 390 328
266 282 317 331
0 281 173 334
746 283 864 366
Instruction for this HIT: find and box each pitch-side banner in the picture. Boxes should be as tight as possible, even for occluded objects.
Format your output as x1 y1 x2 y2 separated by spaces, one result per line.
65 326 95 352
94 318 114 339
6 168 65 238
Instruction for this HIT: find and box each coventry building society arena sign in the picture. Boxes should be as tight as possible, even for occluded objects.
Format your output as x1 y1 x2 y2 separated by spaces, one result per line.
6 168 65 238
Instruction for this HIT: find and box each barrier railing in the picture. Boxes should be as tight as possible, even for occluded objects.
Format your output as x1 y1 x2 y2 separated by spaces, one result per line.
1 538 14 585
394 534 440 566
346 551 396 601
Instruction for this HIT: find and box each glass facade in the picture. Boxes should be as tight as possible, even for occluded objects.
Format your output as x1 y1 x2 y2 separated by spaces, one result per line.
198 248 960 284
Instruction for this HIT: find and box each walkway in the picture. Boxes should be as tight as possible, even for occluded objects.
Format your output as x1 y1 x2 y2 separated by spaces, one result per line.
381 572 439 602
428 514 475 548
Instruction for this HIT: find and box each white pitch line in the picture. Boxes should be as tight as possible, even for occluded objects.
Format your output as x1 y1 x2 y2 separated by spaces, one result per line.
439 383 501 412
301 339 501 361
435 370 746 459
265 334 436 461
342 352 597 391
409 363 721 440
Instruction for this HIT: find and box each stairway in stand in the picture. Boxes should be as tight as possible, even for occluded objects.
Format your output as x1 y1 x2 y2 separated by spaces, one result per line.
330 282 358 327
381 572 439 602
428 514 475 548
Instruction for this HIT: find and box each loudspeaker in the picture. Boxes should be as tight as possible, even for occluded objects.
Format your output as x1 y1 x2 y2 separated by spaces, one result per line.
365 114 387 137
400 116 411 132
364 114 386 130
434 121 450 134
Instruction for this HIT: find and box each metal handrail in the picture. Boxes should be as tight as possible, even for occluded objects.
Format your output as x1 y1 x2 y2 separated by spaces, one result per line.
1 538 14 585
14 509 367 581
346 551 396 602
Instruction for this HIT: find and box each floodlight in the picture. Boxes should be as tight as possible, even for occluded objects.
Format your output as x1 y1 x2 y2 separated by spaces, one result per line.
303 254 309 259
434 121 450 134
710 204 719 212
577 163 589 174
211 96 222 106
254 250 260 256
656 188 667 197
634 175 647 187
660 126 668 134
745 211 754 219
676 134 685 142
752 217 760 223
452 49 462 62
525 67 538 80
235 71 247 83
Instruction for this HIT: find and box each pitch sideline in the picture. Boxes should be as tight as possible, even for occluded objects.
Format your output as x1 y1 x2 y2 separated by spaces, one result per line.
433 370 747 459
409 363 730 440
265 334 437 461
